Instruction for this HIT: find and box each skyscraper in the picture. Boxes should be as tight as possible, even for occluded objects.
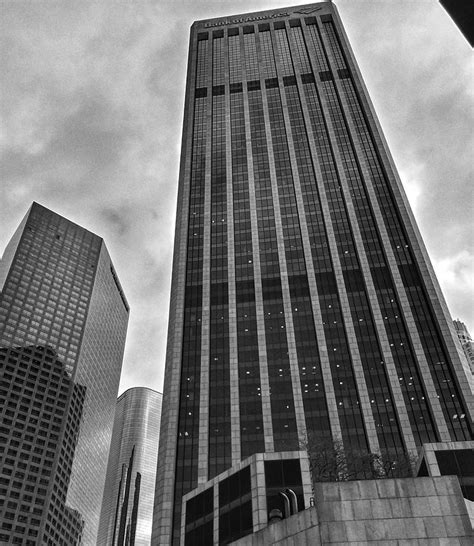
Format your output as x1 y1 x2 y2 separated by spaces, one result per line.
454 319 473 345
153 3 474 544
98 387 162 545
453 319 474 375
0 202 129 545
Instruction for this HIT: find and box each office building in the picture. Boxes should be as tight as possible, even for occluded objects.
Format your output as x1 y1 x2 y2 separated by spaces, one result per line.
454 319 474 374
182 454 474 545
98 387 162 545
153 3 474 544
0 202 129 545
454 320 473 345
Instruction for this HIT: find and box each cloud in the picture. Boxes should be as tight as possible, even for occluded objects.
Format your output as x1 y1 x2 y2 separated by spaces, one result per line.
1 0 472 395
434 250 474 328
397 164 424 217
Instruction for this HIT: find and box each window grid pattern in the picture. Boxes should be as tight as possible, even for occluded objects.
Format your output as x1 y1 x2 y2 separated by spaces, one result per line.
322 21 346 70
196 39 208 88
228 34 242 84
320 22 439 443
160 15 474 546
273 29 294 77
258 31 277 78
303 22 329 71
64 243 129 546
305 21 437 448
266 85 304 450
0 214 98 373
212 37 225 86
248 88 297 451
173 94 207 543
343 77 470 440
284 93 335 443
0 204 128 546
0 346 84 546
44 378 85 546
311 77 405 453
243 33 259 81
289 26 311 74
268 82 333 443
230 91 265 459
300 81 369 453
208 93 231 478
322 20 470 442
338 79 438 445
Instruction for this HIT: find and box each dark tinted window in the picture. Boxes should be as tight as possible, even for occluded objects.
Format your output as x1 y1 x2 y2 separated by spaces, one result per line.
218 500 252 545
219 466 251 506
185 488 214 525
264 459 304 518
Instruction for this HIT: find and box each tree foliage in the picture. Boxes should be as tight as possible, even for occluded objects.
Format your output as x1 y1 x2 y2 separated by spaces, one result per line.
301 434 417 483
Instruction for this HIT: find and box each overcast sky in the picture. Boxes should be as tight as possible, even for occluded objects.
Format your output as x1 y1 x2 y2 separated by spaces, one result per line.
1 0 472 395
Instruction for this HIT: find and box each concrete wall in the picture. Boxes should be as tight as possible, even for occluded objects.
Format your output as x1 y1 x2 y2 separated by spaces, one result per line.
231 476 473 545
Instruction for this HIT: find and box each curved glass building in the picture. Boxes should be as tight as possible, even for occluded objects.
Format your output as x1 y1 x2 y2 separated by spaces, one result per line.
98 387 162 546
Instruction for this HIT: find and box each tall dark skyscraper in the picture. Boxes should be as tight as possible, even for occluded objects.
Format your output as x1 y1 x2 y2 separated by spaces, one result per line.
153 3 474 544
98 387 162 546
0 203 129 545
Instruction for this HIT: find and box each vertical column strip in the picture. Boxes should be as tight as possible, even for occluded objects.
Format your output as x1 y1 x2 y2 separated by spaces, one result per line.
303 87 380 454
197 38 212 483
282 98 344 443
330 6 474 422
258 83 307 448
272 54 343 444
240 33 274 453
261 26 312 447
213 484 219 545
224 32 241 465
273 23 343 447
298 28 380 456
154 29 201 544
317 22 452 443
289 23 416 455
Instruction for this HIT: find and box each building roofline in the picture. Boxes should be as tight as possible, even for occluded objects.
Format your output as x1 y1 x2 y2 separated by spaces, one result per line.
191 1 334 30
117 386 163 402
31 201 104 243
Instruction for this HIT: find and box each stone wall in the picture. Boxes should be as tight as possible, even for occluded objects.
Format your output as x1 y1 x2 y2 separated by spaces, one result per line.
231 476 473 545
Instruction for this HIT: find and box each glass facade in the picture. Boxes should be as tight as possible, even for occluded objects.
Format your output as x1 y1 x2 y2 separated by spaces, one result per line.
98 387 162 546
153 4 474 545
0 202 129 545
181 452 310 546
184 487 214 546
218 466 252 545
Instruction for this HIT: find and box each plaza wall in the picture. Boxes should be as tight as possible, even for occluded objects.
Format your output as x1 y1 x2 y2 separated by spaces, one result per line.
231 476 473 545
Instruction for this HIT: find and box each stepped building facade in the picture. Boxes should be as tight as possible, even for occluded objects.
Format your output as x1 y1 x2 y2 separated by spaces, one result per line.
0 203 129 545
